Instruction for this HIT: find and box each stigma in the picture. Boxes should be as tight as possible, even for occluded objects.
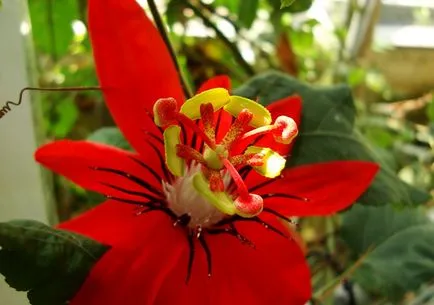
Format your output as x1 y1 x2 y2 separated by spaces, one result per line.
153 88 298 227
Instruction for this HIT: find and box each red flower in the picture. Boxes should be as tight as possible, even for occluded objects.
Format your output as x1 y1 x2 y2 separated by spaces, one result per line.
34 1 379 304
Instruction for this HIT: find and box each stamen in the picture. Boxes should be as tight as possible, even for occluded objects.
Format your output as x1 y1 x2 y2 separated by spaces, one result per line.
176 144 207 165
208 169 224 192
192 171 236 215
220 109 253 150
272 116 298 144
229 154 264 168
241 124 276 144
153 97 178 127
222 159 263 217
200 103 216 143
233 193 263 218
180 88 230 120
223 96 272 128
164 125 185 177
203 145 227 170
222 159 249 199
240 116 298 145
175 112 216 149
244 146 286 178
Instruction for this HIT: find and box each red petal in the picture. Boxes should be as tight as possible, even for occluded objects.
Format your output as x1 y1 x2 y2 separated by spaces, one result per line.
62 202 310 304
89 0 184 156
35 140 164 200
60 201 186 305
153 219 311 305
252 161 379 216
257 95 302 156
197 75 231 93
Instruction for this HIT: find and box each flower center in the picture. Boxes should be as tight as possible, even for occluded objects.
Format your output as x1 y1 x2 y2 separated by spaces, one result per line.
153 88 298 228
162 162 229 228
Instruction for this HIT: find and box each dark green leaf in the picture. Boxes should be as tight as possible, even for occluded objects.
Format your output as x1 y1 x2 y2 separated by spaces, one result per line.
233 71 430 206
0 220 109 305
238 0 259 28
87 127 132 151
341 204 428 255
354 224 434 301
166 0 188 26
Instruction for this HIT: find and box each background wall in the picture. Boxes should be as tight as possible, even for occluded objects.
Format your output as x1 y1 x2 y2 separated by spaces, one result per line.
0 1 54 304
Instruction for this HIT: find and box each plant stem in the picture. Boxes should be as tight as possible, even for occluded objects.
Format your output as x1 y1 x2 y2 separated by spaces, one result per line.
47 0 57 61
199 1 275 69
183 1 255 77
146 0 193 98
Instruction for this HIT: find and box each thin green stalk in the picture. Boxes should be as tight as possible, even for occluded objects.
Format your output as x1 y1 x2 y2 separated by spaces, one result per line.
183 1 255 77
147 0 193 98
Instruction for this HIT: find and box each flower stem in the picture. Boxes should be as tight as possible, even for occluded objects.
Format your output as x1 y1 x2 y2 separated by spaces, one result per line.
146 0 194 98
183 1 255 77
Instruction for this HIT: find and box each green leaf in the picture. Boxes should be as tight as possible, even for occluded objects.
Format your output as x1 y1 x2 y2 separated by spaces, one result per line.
51 97 78 138
427 95 434 122
28 0 79 57
281 0 296 8
238 0 259 28
87 127 132 151
269 0 313 12
341 204 428 255
0 220 109 305
233 71 431 206
354 224 434 301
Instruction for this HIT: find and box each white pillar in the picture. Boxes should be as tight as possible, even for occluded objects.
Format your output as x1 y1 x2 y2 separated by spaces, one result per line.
0 0 56 304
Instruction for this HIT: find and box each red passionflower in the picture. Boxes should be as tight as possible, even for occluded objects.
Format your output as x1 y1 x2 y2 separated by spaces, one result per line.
34 1 379 304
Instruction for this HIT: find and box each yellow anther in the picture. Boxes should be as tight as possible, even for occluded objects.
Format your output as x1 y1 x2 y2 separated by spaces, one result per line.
163 126 185 177
245 146 286 178
192 172 236 215
180 88 230 120
223 96 272 128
